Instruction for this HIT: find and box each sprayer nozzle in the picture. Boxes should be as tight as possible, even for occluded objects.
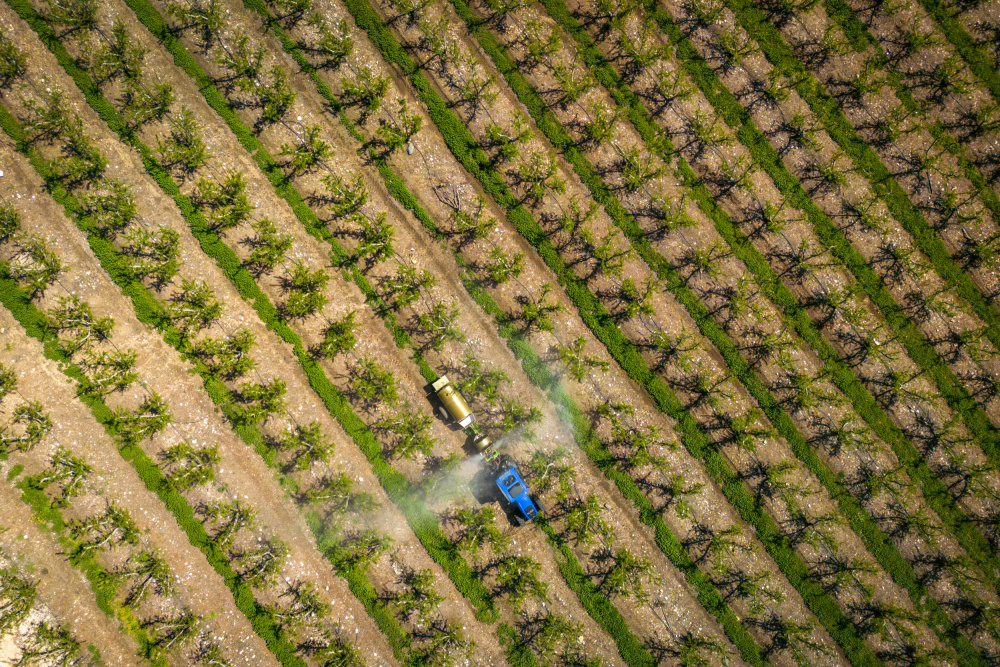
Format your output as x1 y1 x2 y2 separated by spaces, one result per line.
473 435 493 453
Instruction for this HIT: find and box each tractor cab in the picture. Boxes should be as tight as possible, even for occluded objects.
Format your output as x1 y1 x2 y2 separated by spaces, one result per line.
495 464 542 525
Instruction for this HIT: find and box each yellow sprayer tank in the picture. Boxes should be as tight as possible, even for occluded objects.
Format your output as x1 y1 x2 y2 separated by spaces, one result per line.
432 375 475 428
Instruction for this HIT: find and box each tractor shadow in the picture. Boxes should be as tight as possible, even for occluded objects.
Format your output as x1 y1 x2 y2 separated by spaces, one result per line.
471 466 501 506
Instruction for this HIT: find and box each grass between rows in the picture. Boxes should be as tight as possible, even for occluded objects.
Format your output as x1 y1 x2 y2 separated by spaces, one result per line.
113 0 512 625
226 0 773 661
12 484 106 665
239 2 760 665
461 263 766 667
534 1 985 665
38 0 635 663
717 0 1000 472
1 0 422 662
433 1 913 666
819 0 1000 362
124 0 666 661
0 292 162 664
340 0 890 662
0 87 311 666
639 0 1000 600
911 0 1000 104
842 3 1000 302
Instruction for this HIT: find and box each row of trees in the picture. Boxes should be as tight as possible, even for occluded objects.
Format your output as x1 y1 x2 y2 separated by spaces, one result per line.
16 81 188 293
770 3 1000 287
380 2 780 627
0 362 53 455
630 0 998 540
3 32 289 661
581 1 1000 661
6 7 386 666
194 467 371 663
25 5 321 432
702 0 1000 544
162 5 794 667
3 352 229 663
383 565 475 665
278 2 856 664
0 562 91 666
741 0 1000 387
371 3 1000 667
176 0 614 444
283 11 657 637
672 11 992 658
418 4 963 664
409 18 653 324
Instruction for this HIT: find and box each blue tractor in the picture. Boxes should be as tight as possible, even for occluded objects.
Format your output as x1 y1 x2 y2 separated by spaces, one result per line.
494 461 543 526
431 375 544 525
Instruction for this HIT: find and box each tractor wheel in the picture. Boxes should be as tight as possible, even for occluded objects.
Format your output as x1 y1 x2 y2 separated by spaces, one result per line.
513 514 526 527
534 499 545 515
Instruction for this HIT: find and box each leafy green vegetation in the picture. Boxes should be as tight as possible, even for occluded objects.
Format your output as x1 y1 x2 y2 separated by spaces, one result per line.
15 0 999 664
537 0 990 663
915 0 1000 104
0 94 307 666
329 0 767 663
716 0 1000 475
69 0 510 643
405 0 884 664
700 0 1000 598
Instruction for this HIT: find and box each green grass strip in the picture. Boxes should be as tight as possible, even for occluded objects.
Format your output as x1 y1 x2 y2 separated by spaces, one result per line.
117 0 547 662
12 0 504 640
462 259 767 667
537 1 987 664
120 0 552 633
305 513 412 655
123 0 656 661
218 3 749 665
363 137 761 666
537 521 656 667
0 300 161 664
120 0 431 378
819 0 1000 354
911 0 1000 104
5 3 412 661
427 2 893 665
716 0 1000 470
640 0 1000 598
341 0 880 662
40 0 535 661
235 0 768 661
0 92 309 667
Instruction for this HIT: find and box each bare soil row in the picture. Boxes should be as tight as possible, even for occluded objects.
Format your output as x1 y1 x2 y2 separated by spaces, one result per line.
354 0 933 662
13 0 752 664
541 0 1000 651
0 540 103 666
0 5 416 659
660 0 1000 510
750 0 1000 420
133 0 758 659
0 296 273 666
444 1 966 663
